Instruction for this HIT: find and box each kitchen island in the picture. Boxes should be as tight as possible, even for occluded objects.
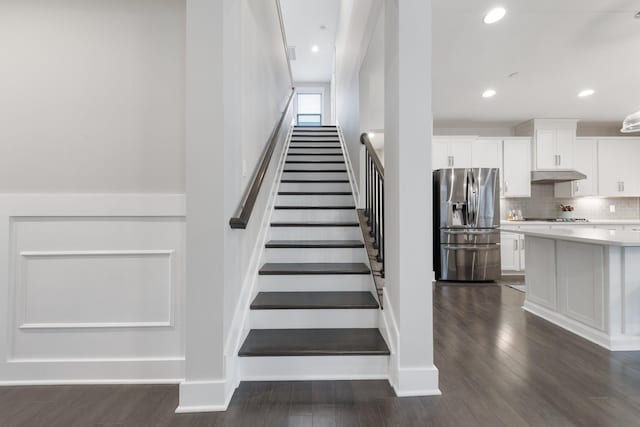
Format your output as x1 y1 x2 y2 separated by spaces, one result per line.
504 227 640 351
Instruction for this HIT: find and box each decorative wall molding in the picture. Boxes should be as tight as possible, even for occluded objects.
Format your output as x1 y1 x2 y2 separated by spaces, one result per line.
0 193 186 384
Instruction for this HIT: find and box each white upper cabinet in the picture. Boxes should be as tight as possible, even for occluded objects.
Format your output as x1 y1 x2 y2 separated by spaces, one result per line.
598 139 640 197
432 137 473 169
502 138 531 198
515 119 577 170
534 128 576 169
472 139 502 169
432 139 450 170
536 129 557 169
555 138 598 197
555 128 576 169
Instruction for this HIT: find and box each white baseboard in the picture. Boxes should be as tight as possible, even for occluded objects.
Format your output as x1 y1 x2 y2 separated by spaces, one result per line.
176 379 233 413
523 301 640 351
0 378 183 386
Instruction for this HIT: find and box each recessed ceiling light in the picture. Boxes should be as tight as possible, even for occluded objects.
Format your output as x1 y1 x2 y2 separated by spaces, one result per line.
482 89 497 98
578 89 595 98
311 45 319 53
368 132 375 139
484 7 506 24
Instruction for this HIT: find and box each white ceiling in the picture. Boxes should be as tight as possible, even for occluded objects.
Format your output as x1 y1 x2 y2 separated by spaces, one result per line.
280 0 340 83
433 0 640 125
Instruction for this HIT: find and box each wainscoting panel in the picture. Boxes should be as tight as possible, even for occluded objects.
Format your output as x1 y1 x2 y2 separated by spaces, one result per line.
0 194 186 383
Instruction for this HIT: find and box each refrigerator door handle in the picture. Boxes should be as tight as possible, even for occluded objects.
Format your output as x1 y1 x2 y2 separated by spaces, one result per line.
443 229 497 235
443 245 499 251
466 170 478 226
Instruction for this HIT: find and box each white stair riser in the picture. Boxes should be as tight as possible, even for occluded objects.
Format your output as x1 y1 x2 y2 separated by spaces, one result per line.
276 195 354 205
263 247 367 263
250 308 378 329
258 274 373 292
278 182 351 192
289 143 342 148
285 155 344 162
239 355 388 381
272 209 357 222
269 226 362 240
283 163 346 171
281 172 348 181
287 149 343 155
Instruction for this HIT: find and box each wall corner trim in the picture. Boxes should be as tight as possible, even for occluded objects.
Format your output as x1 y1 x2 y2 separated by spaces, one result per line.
175 379 236 413
391 365 441 398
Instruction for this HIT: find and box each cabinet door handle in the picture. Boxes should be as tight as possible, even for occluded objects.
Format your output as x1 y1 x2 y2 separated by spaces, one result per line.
554 155 558 166
575 182 580 193
558 155 561 166
504 181 509 194
514 240 518 250
622 181 625 192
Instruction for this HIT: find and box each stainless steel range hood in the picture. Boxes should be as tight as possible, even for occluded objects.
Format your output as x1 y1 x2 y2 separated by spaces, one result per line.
531 170 587 184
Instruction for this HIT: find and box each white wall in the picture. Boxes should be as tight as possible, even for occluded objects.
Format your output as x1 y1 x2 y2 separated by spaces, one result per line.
181 0 292 412
0 0 187 385
293 83 333 125
334 0 381 192
0 0 185 193
359 10 385 133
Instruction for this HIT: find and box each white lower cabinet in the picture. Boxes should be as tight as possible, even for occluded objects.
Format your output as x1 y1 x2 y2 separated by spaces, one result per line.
501 232 525 272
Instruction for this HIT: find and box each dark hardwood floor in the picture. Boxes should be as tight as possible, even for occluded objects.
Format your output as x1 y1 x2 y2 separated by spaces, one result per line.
3 284 640 426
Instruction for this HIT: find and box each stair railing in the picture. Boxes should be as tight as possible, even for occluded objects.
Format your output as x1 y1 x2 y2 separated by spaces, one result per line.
229 89 295 229
360 132 385 278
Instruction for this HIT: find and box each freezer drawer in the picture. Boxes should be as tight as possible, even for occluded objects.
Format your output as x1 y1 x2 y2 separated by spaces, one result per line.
440 229 500 245
439 244 501 281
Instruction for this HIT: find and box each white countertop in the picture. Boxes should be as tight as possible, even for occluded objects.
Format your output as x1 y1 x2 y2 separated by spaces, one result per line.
501 219 640 226
503 227 640 246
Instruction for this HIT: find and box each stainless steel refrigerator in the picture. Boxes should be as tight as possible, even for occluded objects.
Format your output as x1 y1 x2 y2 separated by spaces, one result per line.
433 168 501 281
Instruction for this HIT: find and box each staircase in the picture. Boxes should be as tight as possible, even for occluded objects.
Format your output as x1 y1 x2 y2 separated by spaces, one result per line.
238 125 390 380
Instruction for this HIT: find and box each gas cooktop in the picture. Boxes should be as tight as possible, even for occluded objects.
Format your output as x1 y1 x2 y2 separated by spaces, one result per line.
523 218 589 223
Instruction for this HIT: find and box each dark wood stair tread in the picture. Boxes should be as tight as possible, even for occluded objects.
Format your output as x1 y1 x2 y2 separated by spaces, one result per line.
266 240 364 248
251 292 378 310
270 222 359 227
288 146 342 149
277 191 352 195
274 205 355 210
287 152 342 156
238 328 389 356
280 179 350 183
259 262 371 275
285 160 345 164
283 169 347 173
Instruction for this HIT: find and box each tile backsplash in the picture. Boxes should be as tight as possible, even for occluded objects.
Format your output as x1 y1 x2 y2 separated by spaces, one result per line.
501 184 640 220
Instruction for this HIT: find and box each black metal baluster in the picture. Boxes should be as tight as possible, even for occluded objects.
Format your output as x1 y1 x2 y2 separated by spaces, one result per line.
380 182 385 277
365 151 370 220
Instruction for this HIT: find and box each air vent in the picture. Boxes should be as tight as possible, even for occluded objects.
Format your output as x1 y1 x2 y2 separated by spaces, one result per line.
287 46 296 61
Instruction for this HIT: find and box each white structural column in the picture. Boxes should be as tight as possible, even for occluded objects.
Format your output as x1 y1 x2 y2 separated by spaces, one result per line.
178 0 228 412
384 0 440 396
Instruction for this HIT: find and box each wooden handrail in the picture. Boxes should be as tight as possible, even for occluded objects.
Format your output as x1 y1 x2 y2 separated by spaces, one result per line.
229 88 295 229
360 133 384 179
